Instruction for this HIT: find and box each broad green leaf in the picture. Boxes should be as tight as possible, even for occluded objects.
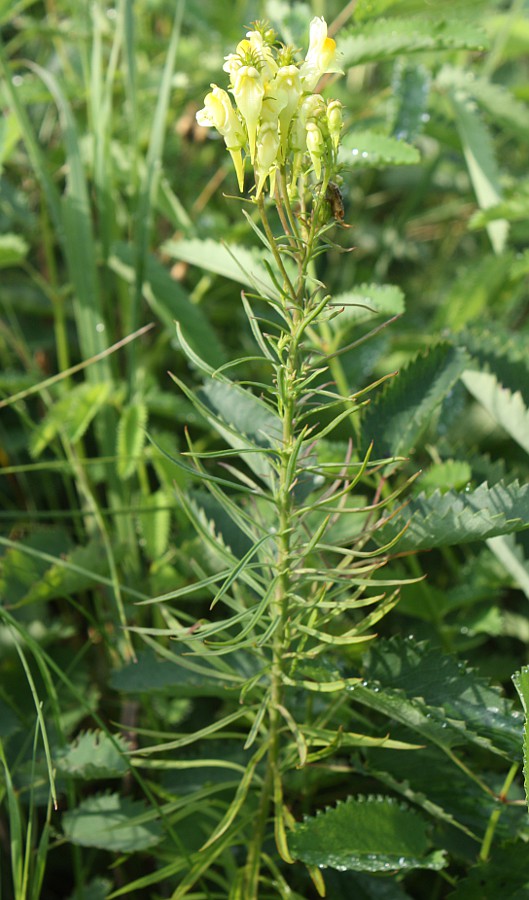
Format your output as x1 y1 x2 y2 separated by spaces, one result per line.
444 70 529 140
443 74 508 254
457 326 529 405
392 62 431 142
66 878 112 900
361 343 469 461
436 255 514 330
109 242 226 368
417 459 472 495
462 370 529 455
340 131 420 169
0 233 28 268
512 666 529 807
30 382 112 458
116 400 148 480
62 793 162 853
379 479 529 551
14 539 112 606
351 636 523 759
341 17 487 66
162 237 281 300
56 730 130 780
354 0 491 20
110 649 238 698
448 842 529 899
329 283 405 334
290 795 446 872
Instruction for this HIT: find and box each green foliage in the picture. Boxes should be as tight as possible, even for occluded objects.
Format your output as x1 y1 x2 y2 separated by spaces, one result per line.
1 0 528 898
290 795 446 872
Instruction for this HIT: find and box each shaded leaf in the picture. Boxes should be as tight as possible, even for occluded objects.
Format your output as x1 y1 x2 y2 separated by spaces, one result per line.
362 343 469 460
512 666 529 808
62 793 162 853
290 795 446 872
329 283 405 334
463 370 529 455
110 649 238 698
162 237 281 299
448 842 529 899
56 730 130 780
392 62 431 143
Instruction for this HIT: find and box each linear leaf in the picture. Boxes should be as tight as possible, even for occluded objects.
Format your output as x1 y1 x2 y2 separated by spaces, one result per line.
380 479 529 551
329 283 405 334
290 795 446 872
443 74 508 254
116 400 148 480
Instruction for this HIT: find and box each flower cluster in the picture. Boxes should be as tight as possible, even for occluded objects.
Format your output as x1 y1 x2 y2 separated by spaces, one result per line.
196 18 343 197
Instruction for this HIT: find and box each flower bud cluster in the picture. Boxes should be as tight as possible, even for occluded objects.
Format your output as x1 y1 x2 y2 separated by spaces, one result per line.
196 18 343 198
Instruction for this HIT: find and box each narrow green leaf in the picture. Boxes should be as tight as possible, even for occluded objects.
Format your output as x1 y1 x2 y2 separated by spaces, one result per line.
512 667 529 808
329 283 405 334
137 490 171 559
116 400 148 480
444 75 508 254
290 795 446 872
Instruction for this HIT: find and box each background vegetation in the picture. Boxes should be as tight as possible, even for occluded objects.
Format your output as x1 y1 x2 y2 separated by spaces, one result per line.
1 0 529 897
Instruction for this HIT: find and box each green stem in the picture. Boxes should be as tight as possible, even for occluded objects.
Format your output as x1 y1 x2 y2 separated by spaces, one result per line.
480 762 519 862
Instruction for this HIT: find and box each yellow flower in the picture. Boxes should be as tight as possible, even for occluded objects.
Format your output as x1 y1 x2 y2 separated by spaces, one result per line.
269 65 303 162
196 85 245 191
300 16 343 92
255 121 280 197
305 121 324 179
230 65 265 164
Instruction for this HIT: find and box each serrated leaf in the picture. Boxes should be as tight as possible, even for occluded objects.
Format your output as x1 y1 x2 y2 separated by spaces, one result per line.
0 233 29 268
116 400 148 480
162 237 281 300
362 343 469 460
469 185 529 228
30 382 112 458
341 17 487 66
512 666 529 808
487 534 529 600
330 283 405 334
290 795 446 872
62 793 162 852
462 370 529 455
354 636 523 759
448 842 529 899
340 131 420 169
392 62 431 142
457 326 529 405
379 479 529 551
56 730 130 780
444 69 529 140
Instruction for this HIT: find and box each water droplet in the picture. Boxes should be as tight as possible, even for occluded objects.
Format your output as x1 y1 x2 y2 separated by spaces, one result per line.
12 75 23 87
421 112 430 123
107 6 117 17
397 856 407 866
351 148 359 156
361 150 369 158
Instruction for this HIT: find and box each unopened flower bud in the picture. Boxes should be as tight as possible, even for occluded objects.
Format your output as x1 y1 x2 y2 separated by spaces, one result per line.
230 65 264 164
326 99 343 151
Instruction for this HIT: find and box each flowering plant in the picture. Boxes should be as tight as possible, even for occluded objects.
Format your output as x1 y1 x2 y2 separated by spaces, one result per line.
196 17 343 197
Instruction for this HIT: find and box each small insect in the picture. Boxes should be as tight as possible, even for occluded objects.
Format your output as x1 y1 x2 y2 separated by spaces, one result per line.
325 181 345 223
